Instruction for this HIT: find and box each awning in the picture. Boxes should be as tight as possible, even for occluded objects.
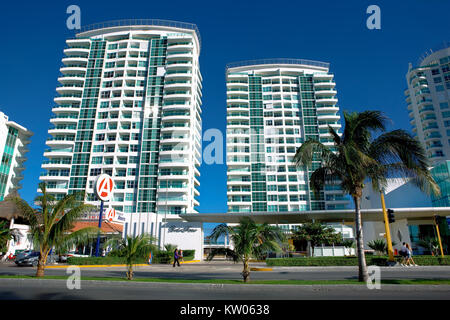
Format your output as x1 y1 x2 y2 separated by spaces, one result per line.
0 193 26 220
179 207 450 224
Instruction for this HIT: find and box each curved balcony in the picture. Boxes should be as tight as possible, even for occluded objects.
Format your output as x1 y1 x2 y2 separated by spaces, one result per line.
227 114 249 121
39 174 70 182
314 81 336 89
48 127 77 135
226 97 249 104
166 62 192 70
227 73 248 80
163 92 191 100
60 66 86 74
227 89 248 96
66 38 90 46
167 43 194 51
316 98 338 105
58 75 85 84
62 56 88 65
164 81 192 89
54 95 82 104
227 82 248 89
161 114 190 122
63 47 90 56
164 72 193 80
313 73 334 80
317 113 340 121
315 89 337 97
56 85 84 94
46 138 75 147
166 52 193 60
41 160 72 169
226 179 251 186
316 106 339 113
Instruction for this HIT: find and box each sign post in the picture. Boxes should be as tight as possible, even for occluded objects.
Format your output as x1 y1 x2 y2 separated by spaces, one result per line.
94 174 114 257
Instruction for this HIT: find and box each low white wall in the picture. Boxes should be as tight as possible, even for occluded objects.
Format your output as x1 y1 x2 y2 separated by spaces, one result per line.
312 246 355 257
162 221 204 261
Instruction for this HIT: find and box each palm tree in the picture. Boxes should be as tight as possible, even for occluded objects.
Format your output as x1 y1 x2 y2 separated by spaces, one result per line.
207 217 286 282
417 237 443 256
341 239 355 256
105 233 157 280
293 110 439 281
368 239 397 255
0 220 21 257
292 222 343 256
12 182 98 277
0 220 12 254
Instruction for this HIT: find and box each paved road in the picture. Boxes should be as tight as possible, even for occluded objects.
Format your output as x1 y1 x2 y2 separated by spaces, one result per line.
0 278 449 300
1 261 450 281
1 262 450 300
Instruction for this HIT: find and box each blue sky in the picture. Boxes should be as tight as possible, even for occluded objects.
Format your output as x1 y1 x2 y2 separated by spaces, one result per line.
0 0 449 234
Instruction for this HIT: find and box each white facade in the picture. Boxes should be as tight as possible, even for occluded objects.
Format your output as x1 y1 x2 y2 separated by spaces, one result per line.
39 20 203 260
361 180 431 253
225 59 349 214
406 45 450 164
0 111 32 201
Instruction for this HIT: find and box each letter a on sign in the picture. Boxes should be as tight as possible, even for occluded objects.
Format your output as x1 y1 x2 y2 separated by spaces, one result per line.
105 208 116 222
95 174 114 201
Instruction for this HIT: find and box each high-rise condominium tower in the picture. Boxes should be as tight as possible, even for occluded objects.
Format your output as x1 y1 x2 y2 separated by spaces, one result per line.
40 20 203 253
406 44 450 163
0 111 32 201
226 59 348 214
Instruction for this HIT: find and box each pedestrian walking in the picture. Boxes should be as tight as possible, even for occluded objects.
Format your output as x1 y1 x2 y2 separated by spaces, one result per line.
173 248 181 267
179 249 184 263
406 243 418 266
400 242 408 266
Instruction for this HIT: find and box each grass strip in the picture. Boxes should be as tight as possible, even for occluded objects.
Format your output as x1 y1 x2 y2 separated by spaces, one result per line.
1 275 449 285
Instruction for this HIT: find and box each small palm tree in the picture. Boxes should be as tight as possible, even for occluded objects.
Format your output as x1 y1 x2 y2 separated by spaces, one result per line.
106 233 157 280
207 217 286 282
341 239 355 256
292 222 343 256
12 182 98 277
368 239 387 255
417 237 443 256
294 110 439 281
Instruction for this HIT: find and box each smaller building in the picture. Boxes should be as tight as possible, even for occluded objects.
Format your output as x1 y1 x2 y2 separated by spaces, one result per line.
361 177 450 255
0 111 32 201
431 160 450 207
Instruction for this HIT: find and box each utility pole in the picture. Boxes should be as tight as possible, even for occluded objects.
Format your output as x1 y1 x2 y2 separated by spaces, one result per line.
434 215 445 257
380 191 394 262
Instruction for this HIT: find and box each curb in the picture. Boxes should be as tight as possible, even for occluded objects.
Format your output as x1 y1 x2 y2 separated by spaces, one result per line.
46 260 201 269
250 267 273 271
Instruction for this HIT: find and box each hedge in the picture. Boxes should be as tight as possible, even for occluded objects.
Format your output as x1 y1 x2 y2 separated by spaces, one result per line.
266 255 450 267
66 250 196 265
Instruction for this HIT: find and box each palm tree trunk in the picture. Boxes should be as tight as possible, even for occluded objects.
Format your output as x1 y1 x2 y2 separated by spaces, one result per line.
353 196 368 282
127 265 133 280
242 258 250 282
36 249 48 278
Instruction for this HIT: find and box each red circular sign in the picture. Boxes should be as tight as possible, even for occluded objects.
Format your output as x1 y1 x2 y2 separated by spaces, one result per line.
95 174 114 201
105 208 116 222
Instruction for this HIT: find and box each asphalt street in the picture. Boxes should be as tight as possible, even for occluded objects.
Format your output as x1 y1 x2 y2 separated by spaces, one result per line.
1 261 450 281
1 261 450 300
0 278 449 300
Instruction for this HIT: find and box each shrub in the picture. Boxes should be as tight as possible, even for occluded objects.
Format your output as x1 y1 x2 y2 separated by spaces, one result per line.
265 255 450 267
153 251 172 264
183 250 195 258
67 256 147 265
